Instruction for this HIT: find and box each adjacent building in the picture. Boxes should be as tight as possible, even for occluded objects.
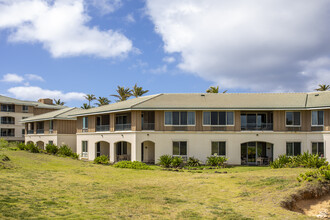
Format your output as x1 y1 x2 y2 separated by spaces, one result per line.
21 107 78 151
0 95 65 142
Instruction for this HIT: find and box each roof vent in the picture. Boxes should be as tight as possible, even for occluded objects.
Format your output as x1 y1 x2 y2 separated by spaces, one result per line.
201 94 205 97
315 94 319 96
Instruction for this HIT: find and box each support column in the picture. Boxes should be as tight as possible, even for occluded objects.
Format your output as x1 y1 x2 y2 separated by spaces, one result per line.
110 143 115 163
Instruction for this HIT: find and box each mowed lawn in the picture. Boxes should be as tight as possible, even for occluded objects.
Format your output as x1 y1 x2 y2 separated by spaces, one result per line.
0 151 313 219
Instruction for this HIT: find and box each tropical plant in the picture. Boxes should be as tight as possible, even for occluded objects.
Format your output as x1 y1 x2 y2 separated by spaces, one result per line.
315 84 330 91
84 94 96 106
81 103 91 109
270 152 328 169
158 155 173 168
27 143 39 153
57 145 74 157
114 161 151 170
53 99 65 105
171 157 184 168
96 97 111 106
206 155 228 167
45 144 59 155
94 155 109 165
206 86 227 93
186 157 201 167
111 86 132 102
131 83 149 98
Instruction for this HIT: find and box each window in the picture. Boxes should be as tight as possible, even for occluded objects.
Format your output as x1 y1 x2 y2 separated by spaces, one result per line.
1 104 14 112
22 117 28 119
116 142 128 155
165 112 195 125
48 140 54 145
22 105 28 112
203 111 234 126
22 129 25 136
1 117 14 124
49 120 53 133
286 112 300 126
173 141 187 157
0 128 15 137
286 142 301 156
211 142 226 156
82 141 88 158
312 111 324 126
82 117 88 131
312 142 324 157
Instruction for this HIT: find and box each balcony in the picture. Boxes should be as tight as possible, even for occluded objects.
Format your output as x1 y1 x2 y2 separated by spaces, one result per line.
49 129 53 134
142 123 155 130
27 130 34 134
96 125 110 132
36 129 44 134
241 123 273 131
115 123 131 131
1 121 14 125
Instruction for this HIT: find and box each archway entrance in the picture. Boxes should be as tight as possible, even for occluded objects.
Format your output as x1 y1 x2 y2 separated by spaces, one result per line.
141 141 155 164
241 142 273 165
95 141 110 158
36 141 44 150
115 141 131 161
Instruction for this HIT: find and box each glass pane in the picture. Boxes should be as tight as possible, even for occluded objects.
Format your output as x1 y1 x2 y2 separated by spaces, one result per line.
219 142 226 156
123 142 127 154
187 112 195 125
211 112 218 125
165 112 172 125
312 111 318 125
286 112 293 125
180 142 187 155
180 112 187 125
241 114 247 126
219 112 226 125
211 142 218 155
203 112 211 125
312 143 318 155
227 112 234 125
172 112 180 125
293 112 300 125
257 142 263 157
248 145 256 163
319 143 324 156
318 111 324 125
173 142 180 155
294 143 301 156
286 143 293 156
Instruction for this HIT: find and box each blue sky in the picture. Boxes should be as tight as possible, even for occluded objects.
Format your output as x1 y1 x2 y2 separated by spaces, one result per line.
0 0 329 107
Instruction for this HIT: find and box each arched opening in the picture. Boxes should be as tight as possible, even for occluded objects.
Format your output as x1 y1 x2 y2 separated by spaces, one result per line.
241 142 273 166
95 141 110 158
141 141 155 164
114 141 131 162
26 141 33 145
36 141 45 150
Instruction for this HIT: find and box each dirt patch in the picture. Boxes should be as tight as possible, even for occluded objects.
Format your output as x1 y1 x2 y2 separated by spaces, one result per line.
295 195 330 218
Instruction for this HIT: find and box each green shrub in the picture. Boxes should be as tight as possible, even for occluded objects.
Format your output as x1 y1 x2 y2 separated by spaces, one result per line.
57 145 73 157
71 153 79 160
94 155 109 165
158 155 172 168
27 143 39 153
17 143 28 151
186 157 201 167
171 157 183 168
114 161 151 170
45 144 59 155
206 155 228 167
270 152 328 169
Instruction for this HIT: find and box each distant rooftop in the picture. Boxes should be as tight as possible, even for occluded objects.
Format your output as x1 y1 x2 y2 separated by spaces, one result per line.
21 107 78 123
0 95 66 109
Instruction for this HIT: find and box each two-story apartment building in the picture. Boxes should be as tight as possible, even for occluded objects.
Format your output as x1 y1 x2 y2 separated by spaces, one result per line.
0 95 65 142
22 107 78 151
69 92 330 165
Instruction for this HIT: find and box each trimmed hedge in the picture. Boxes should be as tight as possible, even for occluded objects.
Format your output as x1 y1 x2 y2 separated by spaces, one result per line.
114 161 151 170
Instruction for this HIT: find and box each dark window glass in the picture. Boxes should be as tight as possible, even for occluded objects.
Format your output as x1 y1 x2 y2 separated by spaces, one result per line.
180 142 187 155
294 143 301 156
293 112 300 125
318 111 324 125
211 112 218 125
172 112 180 125
219 112 226 125
180 112 187 125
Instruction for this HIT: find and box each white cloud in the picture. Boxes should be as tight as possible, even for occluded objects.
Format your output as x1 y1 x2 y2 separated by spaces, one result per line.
90 0 122 15
125 13 135 23
146 0 330 91
8 86 85 101
163 56 175 63
149 65 167 74
1 73 24 83
0 0 132 58
25 74 44 82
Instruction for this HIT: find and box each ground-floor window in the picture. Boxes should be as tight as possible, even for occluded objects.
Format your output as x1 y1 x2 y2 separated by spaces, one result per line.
116 142 127 155
82 141 88 158
312 142 324 157
286 142 301 156
173 141 187 158
211 141 226 156
48 140 53 145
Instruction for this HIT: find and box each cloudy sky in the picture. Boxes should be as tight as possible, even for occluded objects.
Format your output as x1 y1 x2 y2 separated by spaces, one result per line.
0 0 329 107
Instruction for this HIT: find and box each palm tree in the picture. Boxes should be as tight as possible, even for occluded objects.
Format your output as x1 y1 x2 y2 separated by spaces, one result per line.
111 86 132 102
206 86 227 93
315 84 330 91
53 99 65 105
96 97 111 106
81 103 91 109
84 94 96 106
131 83 149 98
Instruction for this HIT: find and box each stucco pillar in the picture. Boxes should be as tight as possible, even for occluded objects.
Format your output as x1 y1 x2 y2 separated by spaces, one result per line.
110 143 115 163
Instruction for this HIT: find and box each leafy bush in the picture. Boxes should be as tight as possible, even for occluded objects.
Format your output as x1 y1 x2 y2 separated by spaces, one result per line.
71 153 79 160
0 154 10 162
270 152 328 169
57 145 73 157
298 165 330 182
186 157 201 167
158 155 173 168
27 143 39 153
45 144 59 155
0 138 8 149
94 155 109 165
18 143 28 151
206 155 228 167
171 157 183 168
114 161 151 170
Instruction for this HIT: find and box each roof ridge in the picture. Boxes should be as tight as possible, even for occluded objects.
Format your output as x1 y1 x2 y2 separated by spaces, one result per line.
131 94 163 108
52 107 75 118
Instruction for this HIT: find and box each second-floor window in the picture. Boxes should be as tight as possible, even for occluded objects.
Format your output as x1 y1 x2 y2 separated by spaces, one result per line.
165 112 195 125
1 117 15 124
49 120 54 132
203 111 234 126
286 112 300 126
22 105 29 113
312 111 324 126
82 117 88 131
1 104 14 112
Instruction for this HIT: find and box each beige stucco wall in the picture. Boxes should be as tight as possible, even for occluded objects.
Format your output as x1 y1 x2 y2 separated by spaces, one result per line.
0 111 33 141
25 134 76 151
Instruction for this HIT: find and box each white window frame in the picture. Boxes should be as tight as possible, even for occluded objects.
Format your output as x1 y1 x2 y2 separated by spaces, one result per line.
164 111 196 126
311 110 324 127
82 117 88 131
202 111 235 126
172 141 188 159
285 111 301 127
22 105 29 113
211 141 227 157
82 141 88 158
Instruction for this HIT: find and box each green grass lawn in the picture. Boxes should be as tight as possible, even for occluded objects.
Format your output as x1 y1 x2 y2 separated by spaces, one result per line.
0 150 314 219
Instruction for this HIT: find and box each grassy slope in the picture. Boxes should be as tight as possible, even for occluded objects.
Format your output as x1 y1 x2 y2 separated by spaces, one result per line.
0 150 313 219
